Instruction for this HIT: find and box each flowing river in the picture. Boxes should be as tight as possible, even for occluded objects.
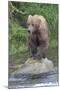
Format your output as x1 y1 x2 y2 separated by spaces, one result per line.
8 48 59 89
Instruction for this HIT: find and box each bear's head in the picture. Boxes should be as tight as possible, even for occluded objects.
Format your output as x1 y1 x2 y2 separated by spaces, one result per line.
27 15 41 34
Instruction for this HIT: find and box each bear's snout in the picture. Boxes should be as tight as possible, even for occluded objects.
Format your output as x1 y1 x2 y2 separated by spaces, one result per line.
28 29 30 33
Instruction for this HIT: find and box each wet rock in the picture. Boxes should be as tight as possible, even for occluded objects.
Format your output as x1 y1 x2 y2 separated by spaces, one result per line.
12 58 54 75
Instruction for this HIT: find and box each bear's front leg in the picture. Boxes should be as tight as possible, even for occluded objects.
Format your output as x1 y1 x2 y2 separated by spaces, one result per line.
39 41 49 59
30 45 37 59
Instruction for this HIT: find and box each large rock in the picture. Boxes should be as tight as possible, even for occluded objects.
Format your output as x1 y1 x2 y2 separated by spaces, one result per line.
12 58 54 75
9 58 58 89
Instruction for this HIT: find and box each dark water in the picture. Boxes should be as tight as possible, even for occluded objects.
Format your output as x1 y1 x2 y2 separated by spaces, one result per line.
8 67 58 89
8 48 58 89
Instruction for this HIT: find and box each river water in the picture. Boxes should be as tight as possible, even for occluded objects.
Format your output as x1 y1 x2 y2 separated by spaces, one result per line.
8 66 58 89
8 48 59 89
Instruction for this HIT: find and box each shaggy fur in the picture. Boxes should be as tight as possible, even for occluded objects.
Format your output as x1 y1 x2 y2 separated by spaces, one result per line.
27 15 50 59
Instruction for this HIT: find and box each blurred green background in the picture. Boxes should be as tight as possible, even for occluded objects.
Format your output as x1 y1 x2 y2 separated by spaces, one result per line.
9 1 58 69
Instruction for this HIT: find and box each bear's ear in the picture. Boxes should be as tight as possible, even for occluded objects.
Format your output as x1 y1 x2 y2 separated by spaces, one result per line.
38 18 41 25
28 15 32 19
27 15 32 24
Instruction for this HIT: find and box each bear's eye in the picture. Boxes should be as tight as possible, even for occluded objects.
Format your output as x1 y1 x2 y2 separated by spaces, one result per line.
32 24 34 26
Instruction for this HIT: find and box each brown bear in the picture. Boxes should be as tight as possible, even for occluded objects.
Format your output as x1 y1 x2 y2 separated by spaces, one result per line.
27 15 50 59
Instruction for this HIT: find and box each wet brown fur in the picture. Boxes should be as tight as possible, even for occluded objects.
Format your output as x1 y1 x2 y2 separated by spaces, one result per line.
27 15 50 59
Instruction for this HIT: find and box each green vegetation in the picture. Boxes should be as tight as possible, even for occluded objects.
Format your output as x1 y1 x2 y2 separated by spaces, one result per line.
9 1 58 56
